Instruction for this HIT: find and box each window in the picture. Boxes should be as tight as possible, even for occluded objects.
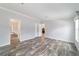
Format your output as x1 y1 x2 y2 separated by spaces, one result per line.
75 17 79 42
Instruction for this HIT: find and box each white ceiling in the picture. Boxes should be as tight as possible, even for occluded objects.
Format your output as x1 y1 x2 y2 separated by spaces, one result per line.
0 3 79 21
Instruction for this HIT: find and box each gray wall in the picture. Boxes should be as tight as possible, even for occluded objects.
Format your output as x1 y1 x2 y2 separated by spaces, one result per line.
45 19 75 43
0 9 38 46
0 9 75 46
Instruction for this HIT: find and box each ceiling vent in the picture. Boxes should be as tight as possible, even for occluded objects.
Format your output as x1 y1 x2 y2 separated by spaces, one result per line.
76 11 79 15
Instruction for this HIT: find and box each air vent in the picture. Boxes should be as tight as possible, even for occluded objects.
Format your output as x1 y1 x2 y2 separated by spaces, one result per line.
76 11 79 15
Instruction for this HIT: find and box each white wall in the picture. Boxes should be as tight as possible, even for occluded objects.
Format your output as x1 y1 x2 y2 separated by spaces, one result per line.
0 9 39 46
0 9 75 46
45 19 75 43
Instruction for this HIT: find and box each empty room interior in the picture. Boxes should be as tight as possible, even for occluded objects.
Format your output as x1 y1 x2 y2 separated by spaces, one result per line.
0 3 79 56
